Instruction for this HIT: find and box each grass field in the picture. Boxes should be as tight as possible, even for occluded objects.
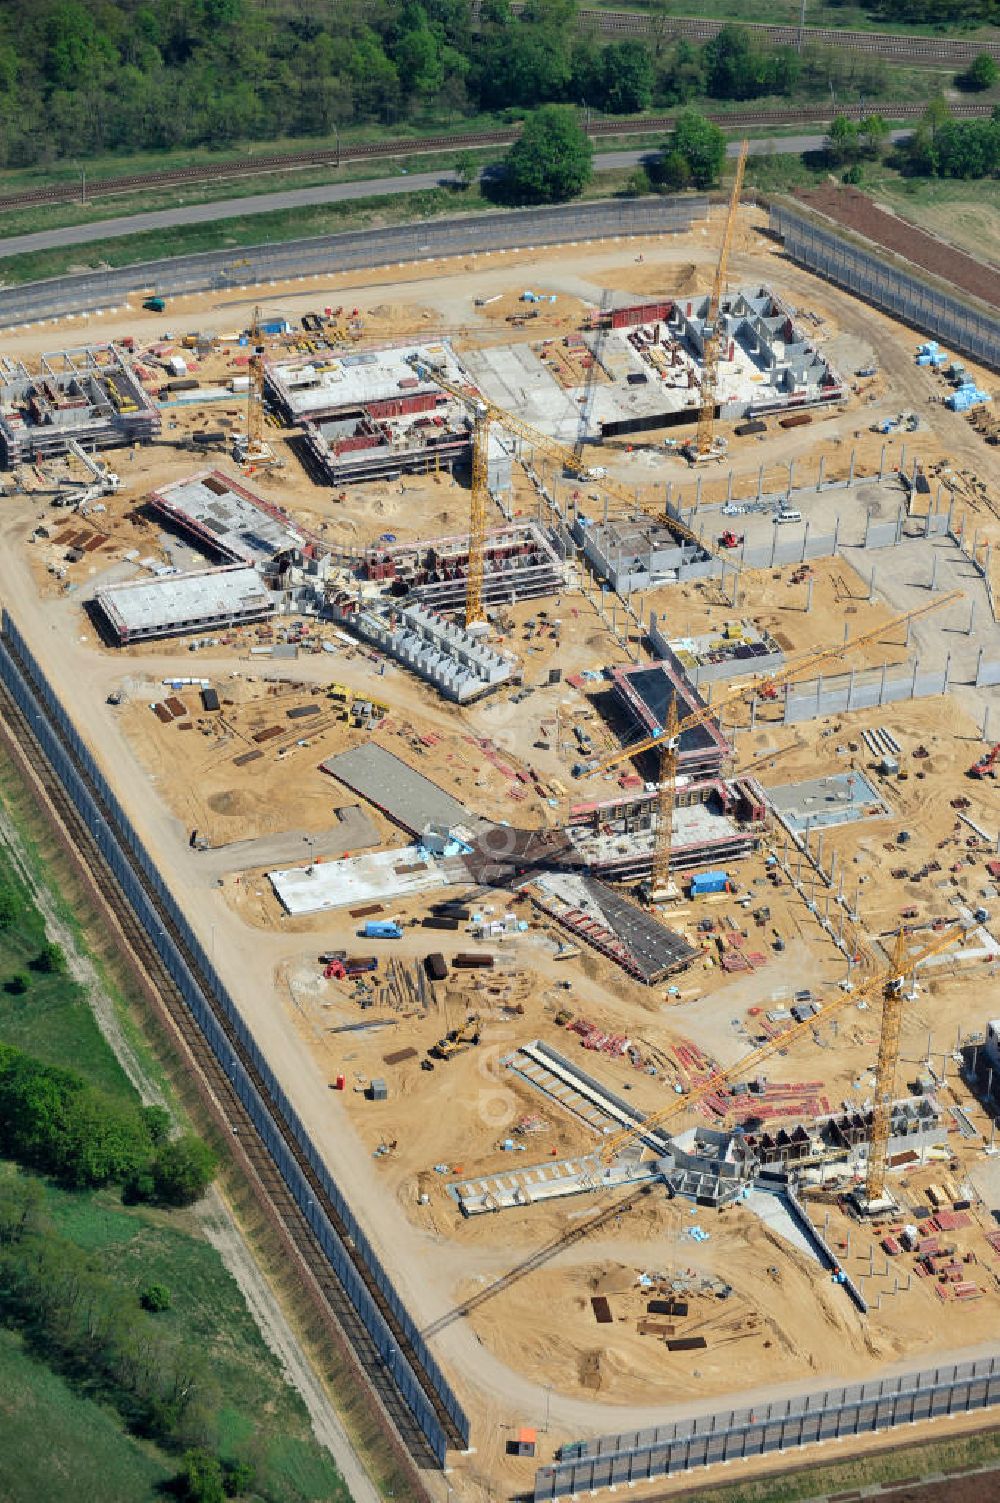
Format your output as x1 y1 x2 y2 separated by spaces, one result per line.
0 1325 170 1503
876 175 1000 266
0 771 349 1503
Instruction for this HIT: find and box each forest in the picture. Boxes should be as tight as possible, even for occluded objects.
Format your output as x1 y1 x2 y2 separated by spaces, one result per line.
0 0 869 167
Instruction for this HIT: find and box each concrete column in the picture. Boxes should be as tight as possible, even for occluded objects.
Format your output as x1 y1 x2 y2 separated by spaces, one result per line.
787 459 794 496
848 448 856 485
816 673 823 715
968 599 977 636
757 464 764 500
806 576 814 614
879 661 887 706
899 443 906 476
930 551 939 592
982 703 990 742
924 504 933 539
904 615 911 648
878 444 886 482
817 454 825 490
911 656 919 697
770 531 777 568
666 482 672 512
943 652 951 694
750 697 757 732
816 831 824 870
696 476 702 509
847 665 855 710
833 515 840 556
959 511 967 549
727 470 734 503
869 563 876 601
911 458 919 492
987 544 992 581
801 521 810 563
946 491 955 536
603 494 609 524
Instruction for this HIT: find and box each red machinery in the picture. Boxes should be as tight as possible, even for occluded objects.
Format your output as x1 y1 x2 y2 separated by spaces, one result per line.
969 744 1000 779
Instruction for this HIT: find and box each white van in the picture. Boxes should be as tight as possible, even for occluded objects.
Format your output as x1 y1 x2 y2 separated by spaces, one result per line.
774 508 802 524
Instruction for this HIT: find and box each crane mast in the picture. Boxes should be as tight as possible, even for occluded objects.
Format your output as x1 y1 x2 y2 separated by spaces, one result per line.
594 924 963 1165
466 404 490 628
694 139 749 462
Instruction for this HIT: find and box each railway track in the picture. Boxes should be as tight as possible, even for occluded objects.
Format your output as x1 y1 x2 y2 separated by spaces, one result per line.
0 641 457 1488
578 8 1000 64
0 98 991 215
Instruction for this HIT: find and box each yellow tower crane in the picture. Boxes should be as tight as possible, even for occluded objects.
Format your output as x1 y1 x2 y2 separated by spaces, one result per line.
593 923 964 1169
408 354 724 565
692 138 749 464
466 403 490 628
576 590 961 902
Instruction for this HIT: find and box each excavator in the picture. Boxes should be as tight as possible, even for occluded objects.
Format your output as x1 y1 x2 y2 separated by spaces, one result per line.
429 1017 481 1060
968 744 1000 779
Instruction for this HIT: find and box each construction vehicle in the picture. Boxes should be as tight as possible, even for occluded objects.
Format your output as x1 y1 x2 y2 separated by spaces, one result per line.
719 529 744 549
573 591 961 907
968 744 1000 779
590 925 964 1194
142 296 166 313
52 437 121 509
429 1018 481 1060
683 139 749 465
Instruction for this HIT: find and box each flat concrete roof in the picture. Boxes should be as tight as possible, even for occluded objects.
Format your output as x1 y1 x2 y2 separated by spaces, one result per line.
269 846 457 915
150 469 301 565
268 340 467 419
94 563 272 637
322 743 487 837
766 771 889 832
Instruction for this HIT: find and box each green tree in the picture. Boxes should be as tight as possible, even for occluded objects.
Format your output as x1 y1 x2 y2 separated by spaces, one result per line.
501 104 593 202
177 1449 226 1503
623 165 651 196
223 1459 257 1497
659 148 692 189
140 1282 172 1312
150 1133 218 1207
826 114 860 165
31 941 65 974
454 149 477 187
600 40 653 114
960 53 999 91
859 113 889 159
4 974 28 996
671 109 726 187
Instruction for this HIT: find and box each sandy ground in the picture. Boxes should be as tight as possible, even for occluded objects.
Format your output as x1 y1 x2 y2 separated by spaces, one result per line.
2 210 1000 1500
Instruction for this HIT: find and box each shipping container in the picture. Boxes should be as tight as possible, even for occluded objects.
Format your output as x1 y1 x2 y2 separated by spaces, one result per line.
345 955 378 975
424 953 448 982
778 412 812 429
689 869 729 896
200 687 220 712
452 953 495 970
422 915 459 931
734 419 767 437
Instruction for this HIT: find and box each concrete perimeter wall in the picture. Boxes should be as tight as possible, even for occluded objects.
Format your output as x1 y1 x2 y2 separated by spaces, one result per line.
534 1354 1000 1499
0 196 706 329
770 206 1000 372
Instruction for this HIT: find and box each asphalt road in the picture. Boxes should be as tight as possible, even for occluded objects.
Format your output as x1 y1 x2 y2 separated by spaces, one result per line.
0 133 911 261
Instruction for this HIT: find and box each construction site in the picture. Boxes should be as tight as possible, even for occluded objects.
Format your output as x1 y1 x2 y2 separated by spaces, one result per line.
1 145 999 1503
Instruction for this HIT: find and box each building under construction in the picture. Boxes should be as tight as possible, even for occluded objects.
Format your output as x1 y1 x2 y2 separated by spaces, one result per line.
266 341 474 485
147 469 306 567
609 661 732 780
0 346 159 466
362 521 566 613
566 776 767 881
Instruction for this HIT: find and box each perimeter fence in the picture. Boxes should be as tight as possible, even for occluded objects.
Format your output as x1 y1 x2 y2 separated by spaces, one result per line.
769 206 1000 371
534 1354 1000 1498
0 196 705 327
0 609 468 1466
